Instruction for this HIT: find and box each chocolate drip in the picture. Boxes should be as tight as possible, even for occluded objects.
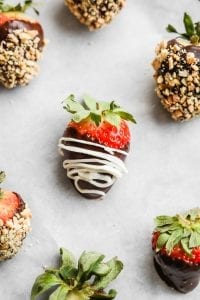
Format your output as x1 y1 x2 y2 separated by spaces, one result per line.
0 19 44 48
154 252 200 293
62 127 129 200
13 192 25 214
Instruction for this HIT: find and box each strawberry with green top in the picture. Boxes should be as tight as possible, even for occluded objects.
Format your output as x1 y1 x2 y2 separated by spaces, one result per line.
152 208 200 293
58 94 136 200
31 248 123 300
0 0 45 88
0 171 31 261
152 13 200 121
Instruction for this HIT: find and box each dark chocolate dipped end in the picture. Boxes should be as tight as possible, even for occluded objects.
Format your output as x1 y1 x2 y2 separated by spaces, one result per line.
154 252 200 293
62 126 129 200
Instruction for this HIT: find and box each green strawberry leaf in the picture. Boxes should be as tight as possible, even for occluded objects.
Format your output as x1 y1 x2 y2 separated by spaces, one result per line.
93 258 123 290
92 289 117 299
166 24 178 34
49 285 70 300
60 248 76 269
92 263 110 276
110 101 120 111
189 231 200 248
0 0 38 14
90 112 101 126
77 252 105 282
156 233 170 252
184 12 195 36
63 95 85 113
165 229 183 253
115 111 137 124
31 272 64 300
104 112 121 128
84 95 98 111
181 238 191 255
155 216 175 227
99 102 111 111
0 171 5 184
72 111 90 123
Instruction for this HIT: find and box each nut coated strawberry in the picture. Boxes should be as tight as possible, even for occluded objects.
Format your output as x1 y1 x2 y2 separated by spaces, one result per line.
152 13 200 121
0 0 45 88
152 208 200 293
58 94 136 200
0 171 31 261
31 248 123 300
64 0 126 31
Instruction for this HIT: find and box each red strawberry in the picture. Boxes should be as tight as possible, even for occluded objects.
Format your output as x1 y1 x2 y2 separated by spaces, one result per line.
0 171 31 261
152 13 200 121
152 208 200 293
58 94 136 200
0 1 45 88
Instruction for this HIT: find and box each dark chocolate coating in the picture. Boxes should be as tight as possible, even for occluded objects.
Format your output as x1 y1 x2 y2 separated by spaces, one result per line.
154 252 200 293
13 192 25 214
168 38 200 60
0 19 44 48
62 127 129 200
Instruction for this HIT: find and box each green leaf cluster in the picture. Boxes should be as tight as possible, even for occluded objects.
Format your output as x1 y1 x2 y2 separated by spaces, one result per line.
0 0 39 15
154 208 200 255
63 94 136 127
31 248 123 300
166 12 200 44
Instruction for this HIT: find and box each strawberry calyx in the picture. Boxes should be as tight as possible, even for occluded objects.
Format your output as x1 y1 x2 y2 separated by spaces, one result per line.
31 248 123 300
63 94 136 149
153 208 200 264
0 0 39 15
167 12 200 44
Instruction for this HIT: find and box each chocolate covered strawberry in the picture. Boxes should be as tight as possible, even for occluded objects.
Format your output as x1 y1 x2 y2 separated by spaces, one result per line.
0 0 45 88
31 247 123 300
0 171 31 261
152 208 200 293
65 0 126 31
152 13 200 121
58 94 136 200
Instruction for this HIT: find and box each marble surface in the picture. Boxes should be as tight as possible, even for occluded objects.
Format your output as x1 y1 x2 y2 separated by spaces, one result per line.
0 0 200 299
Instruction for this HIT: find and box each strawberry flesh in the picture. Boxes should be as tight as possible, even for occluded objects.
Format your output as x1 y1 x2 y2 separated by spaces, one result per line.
69 119 131 149
0 190 23 224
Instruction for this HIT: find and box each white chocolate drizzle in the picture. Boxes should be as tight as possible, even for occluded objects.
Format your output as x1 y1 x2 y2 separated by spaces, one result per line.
58 137 128 197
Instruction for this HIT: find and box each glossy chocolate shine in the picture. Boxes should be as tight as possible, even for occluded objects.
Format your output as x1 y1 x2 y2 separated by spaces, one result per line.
62 127 129 200
154 252 200 293
0 19 44 48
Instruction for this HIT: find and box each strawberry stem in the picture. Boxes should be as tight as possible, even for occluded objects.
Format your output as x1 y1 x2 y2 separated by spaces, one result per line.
0 171 5 199
0 0 39 15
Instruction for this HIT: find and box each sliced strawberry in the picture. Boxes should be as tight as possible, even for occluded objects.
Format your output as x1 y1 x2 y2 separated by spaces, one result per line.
0 190 20 224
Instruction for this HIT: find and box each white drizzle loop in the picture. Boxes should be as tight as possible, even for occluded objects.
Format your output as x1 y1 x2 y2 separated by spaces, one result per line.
58 137 128 197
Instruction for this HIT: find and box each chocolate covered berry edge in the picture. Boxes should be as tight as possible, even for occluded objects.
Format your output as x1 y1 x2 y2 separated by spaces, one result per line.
152 13 200 121
0 0 45 88
0 171 31 261
64 0 126 31
152 208 200 293
31 247 123 299
58 94 136 200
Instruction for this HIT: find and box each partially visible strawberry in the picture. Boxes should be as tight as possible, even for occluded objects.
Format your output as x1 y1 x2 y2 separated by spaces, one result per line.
152 208 200 293
0 0 45 88
58 94 136 199
0 171 31 261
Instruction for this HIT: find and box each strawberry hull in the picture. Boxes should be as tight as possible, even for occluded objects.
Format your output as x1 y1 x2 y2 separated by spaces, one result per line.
154 251 200 293
60 126 129 200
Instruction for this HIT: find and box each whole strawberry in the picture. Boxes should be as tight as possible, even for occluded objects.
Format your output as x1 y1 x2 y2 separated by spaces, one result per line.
65 0 126 31
0 0 45 88
58 94 136 200
152 208 200 293
0 171 31 261
152 13 200 121
31 248 123 300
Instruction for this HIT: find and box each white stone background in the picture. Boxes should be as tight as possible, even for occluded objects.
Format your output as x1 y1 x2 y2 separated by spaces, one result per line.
0 0 200 299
